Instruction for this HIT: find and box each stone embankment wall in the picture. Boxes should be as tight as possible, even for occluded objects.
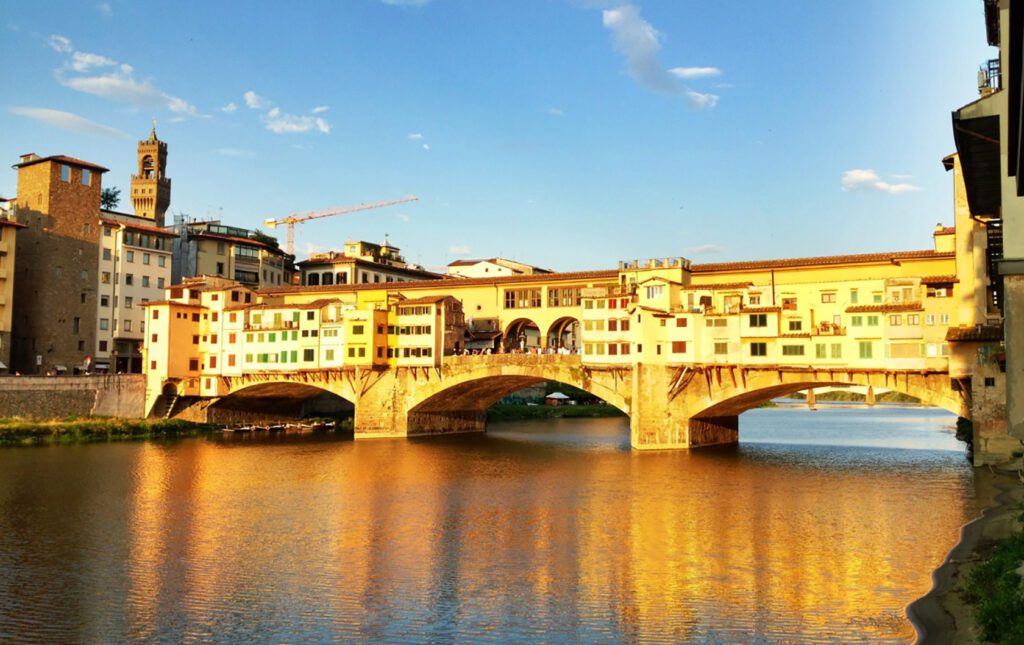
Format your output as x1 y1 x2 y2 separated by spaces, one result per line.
0 375 146 419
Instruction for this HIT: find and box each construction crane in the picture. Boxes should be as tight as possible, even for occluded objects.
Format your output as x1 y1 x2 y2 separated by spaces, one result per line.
264 196 419 256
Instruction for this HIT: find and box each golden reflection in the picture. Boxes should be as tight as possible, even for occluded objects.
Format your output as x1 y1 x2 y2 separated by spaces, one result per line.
109 416 975 643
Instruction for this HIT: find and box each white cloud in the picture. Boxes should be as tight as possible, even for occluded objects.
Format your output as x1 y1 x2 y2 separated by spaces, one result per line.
244 90 267 109
49 35 201 117
448 244 471 256
70 51 116 72
600 5 719 110
221 102 237 113
9 106 128 138
214 147 255 158
685 243 725 255
669 66 721 79
262 107 331 134
422 143 430 150
407 132 423 140
841 169 921 194
547 107 565 117
311 105 329 113
47 35 73 53
97 3 112 16
396 212 411 223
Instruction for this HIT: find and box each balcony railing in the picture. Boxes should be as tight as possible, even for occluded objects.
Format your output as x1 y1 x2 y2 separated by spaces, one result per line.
979 57 1001 95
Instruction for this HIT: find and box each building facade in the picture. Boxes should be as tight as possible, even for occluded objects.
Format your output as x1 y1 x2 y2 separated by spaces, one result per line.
297 240 442 286
951 0 1024 448
10 153 108 374
0 213 26 372
171 220 292 289
447 257 553 278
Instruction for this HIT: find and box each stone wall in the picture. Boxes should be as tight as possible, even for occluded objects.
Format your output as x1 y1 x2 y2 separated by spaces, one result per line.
0 374 145 419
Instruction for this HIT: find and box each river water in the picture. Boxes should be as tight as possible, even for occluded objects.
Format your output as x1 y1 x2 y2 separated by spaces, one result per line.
0 405 978 644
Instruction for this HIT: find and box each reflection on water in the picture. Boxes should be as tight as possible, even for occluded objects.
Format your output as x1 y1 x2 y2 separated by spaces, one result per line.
0 407 977 643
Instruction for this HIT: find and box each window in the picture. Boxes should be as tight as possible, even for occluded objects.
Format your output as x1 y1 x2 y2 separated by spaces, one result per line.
100 318 109 330
816 344 827 359
939 314 950 325
859 341 873 359
228 355 236 367
749 313 768 327
127 251 135 263
143 253 151 265
706 318 727 328
850 289 859 304
781 297 797 310
504 288 542 308
872 292 883 303
675 317 687 328
748 295 761 305
142 276 150 288
125 273 134 286
713 342 728 355
192 335 199 345
671 341 687 353
158 255 166 267
304 349 315 362
217 242 226 255
352 325 364 335
189 359 199 371
101 272 111 284
889 315 901 326
645 285 664 300
104 226 112 237
608 319 618 332
151 309 158 320
907 314 920 325
750 342 767 357
821 292 836 303
125 297 133 309
60 164 70 182
831 343 842 359
102 248 112 261
151 333 158 342
73 317 80 334
782 345 805 356
867 315 879 326
925 314 935 325
788 320 802 332
307 311 315 321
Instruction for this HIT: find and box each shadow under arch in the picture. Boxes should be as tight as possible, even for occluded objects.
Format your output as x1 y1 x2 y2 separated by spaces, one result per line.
692 380 962 419
407 373 629 436
210 381 355 424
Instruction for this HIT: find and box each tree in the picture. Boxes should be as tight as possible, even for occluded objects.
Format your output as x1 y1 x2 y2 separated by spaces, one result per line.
101 187 121 210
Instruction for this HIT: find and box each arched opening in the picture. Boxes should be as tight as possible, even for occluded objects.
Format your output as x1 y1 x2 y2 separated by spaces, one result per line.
141 155 154 178
212 381 355 427
407 374 628 437
307 273 320 286
546 317 579 352
503 318 541 352
162 382 179 397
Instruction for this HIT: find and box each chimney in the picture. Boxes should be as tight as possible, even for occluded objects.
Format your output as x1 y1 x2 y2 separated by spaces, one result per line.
19 153 40 164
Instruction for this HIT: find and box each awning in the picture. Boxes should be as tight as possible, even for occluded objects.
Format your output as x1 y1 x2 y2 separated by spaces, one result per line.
546 392 570 400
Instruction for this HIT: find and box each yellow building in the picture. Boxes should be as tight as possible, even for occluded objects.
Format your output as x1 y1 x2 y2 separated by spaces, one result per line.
298 240 442 286
0 212 26 372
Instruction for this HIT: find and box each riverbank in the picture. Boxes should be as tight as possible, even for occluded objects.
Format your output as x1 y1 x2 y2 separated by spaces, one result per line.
486 403 625 421
908 461 1024 644
0 417 216 446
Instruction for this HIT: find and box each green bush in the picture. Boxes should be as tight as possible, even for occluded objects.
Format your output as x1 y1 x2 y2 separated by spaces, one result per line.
964 531 1024 643
956 417 974 444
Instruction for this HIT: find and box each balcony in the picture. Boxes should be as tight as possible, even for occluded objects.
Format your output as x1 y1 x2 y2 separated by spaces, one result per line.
815 322 846 336
979 57 1001 96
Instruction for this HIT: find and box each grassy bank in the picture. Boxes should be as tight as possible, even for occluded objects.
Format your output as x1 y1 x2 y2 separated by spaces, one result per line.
487 404 625 421
0 417 216 446
963 516 1024 642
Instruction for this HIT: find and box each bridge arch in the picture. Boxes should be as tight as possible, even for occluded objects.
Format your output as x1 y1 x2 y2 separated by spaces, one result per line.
546 316 580 351
684 368 966 420
504 318 542 351
210 377 356 424
402 355 631 436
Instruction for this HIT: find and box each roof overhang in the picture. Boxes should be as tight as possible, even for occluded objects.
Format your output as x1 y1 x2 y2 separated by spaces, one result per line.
952 97 1002 219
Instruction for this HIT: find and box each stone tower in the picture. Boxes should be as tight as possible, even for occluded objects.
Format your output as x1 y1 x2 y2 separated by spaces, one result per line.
130 125 170 226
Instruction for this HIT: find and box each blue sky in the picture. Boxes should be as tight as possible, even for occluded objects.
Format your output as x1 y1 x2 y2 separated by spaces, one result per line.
0 1 996 271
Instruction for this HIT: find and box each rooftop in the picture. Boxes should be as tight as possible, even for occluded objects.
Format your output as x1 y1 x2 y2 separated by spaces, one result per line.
14 154 109 173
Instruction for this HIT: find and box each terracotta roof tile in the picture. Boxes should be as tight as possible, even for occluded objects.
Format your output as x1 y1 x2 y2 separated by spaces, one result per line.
100 217 177 237
0 218 27 229
398 294 454 305
920 274 959 284
741 306 781 313
14 154 109 172
846 303 924 313
692 249 954 273
933 226 956 236
945 325 1003 342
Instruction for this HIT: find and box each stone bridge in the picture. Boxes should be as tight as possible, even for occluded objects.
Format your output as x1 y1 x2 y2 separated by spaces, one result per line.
176 355 966 450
